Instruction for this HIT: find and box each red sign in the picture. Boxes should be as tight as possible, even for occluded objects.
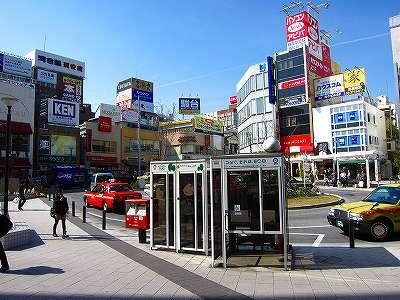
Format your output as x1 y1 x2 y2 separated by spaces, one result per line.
87 156 117 163
280 134 314 154
286 11 320 50
229 95 237 105
278 77 305 90
98 116 112 132
306 45 331 78
86 129 92 152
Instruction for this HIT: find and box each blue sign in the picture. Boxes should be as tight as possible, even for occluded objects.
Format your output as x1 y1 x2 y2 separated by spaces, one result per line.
348 135 361 146
53 100 76 117
346 111 359 122
259 63 266 72
335 136 347 147
179 97 201 115
133 89 153 103
334 113 345 124
267 56 276 105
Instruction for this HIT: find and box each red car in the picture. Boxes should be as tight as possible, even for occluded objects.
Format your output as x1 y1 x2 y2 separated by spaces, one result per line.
83 181 142 212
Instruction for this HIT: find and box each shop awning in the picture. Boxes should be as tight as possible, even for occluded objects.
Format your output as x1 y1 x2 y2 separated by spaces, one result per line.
0 121 33 135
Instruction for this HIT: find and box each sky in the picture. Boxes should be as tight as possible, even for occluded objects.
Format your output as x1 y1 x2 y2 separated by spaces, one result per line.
1 0 399 115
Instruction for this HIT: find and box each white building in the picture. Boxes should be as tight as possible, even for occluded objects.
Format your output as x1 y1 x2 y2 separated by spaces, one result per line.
236 60 277 153
377 95 399 152
390 15 400 106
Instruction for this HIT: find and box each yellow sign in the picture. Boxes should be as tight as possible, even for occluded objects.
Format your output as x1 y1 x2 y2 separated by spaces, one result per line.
343 68 366 95
192 116 224 136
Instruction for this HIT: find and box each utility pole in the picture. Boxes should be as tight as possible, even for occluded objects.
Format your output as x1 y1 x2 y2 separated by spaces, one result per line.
137 95 141 176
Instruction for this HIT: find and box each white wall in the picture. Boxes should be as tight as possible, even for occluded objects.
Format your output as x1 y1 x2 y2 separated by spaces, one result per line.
365 102 387 153
312 106 333 152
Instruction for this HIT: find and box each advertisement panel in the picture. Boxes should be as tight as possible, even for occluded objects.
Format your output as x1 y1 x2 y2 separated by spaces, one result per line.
132 89 154 112
343 68 366 95
306 44 331 78
278 77 305 90
0 81 35 123
121 108 139 122
37 69 57 84
48 98 79 126
62 76 82 103
229 95 237 105
99 103 121 123
117 78 132 92
24 49 85 77
192 116 224 136
314 74 345 101
286 11 320 51
280 133 313 154
335 136 347 148
132 78 153 92
267 56 276 104
116 88 132 108
278 94 307 108
308 39 322 60
348 135 361 146
98 116 112 132
51 135 76 156
39 136 51 155
0 53 32 77
179 97 201 114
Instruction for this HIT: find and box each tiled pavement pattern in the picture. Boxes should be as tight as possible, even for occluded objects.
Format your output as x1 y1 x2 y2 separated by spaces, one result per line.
2 198 400 299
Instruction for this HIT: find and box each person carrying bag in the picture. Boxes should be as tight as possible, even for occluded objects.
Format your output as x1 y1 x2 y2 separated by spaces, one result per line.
0 213 13 273
52 187 69 239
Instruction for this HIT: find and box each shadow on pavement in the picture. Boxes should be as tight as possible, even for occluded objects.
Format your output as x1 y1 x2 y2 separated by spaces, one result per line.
7 230 45 251
294 246 400 270
6 266 64 275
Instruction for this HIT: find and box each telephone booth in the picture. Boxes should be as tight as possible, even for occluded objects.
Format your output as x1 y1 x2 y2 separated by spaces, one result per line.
150 160 209 254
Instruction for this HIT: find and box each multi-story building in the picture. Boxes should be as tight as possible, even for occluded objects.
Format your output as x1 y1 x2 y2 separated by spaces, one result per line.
377 95 399 152
0 52 35 180
24 49 85 176
236 58 277 153
390 15 400 106
214 100 238 154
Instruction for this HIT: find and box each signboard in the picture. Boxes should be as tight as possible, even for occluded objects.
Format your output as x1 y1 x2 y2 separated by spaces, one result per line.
116 88 132 108
334 113 345 124
98 116 112 132
86 129 92 152
117 78 132 92
37 69 57 84
348 135 361 146
47 98 79 126
51 135 76 156
308 39 322 60
267 56 276 104
286 11 320 51
62 76 82 103
314 74 345 101
192 116 224 136
99 103 121 123
278 94 307 108
25 49 85 77
280 134 313 154
229 95 237 105
179 97 201 114
87 156 117 163
306 44 331 78
343 68 366 95
278 77 305 90
0 53 32 77
347 111 359 122
335 136 347 148
39 136 51 155
121 108 139 122
224 157 282 168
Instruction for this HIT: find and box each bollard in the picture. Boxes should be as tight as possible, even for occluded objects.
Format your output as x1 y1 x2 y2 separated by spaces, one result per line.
102 208 107 230
349 218 355 248
83 205 86 223
138 229 146 244
72 201 76 217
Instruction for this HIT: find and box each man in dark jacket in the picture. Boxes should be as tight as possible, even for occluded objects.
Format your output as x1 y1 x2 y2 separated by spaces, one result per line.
52 187 69 239
18 180 27 211
0 214 10 273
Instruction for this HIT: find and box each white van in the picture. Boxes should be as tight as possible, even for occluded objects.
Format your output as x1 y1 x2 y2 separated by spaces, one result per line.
90 173 114 191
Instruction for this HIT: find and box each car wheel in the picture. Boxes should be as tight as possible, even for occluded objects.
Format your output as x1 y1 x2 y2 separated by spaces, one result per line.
370 220 392 241
102 201 108 211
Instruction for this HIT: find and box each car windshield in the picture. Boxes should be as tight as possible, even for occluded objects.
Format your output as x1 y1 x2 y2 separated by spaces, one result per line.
109 184 131 192
364 186 400 205
97 175 113 183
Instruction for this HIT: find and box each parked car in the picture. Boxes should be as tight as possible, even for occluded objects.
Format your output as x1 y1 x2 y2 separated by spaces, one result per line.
90 172 114 191
84 181 142 212
327 184 400 241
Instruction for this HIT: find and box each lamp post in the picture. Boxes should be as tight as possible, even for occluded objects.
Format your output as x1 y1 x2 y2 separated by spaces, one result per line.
1 96 18 216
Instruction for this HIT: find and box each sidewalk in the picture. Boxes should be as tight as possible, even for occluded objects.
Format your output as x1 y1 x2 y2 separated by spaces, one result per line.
2 198 400 299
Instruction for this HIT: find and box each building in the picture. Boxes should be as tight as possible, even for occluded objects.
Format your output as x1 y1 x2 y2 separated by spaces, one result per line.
311 97 387 185
390 15 400 106
377 95 399 152
0 52 35 179
236 58 277 153
160 117 224 160
79 118 121 171
24 49 85 176
214 100 238 154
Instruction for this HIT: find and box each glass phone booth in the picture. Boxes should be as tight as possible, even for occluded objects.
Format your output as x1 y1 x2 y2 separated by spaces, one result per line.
150 160 209 254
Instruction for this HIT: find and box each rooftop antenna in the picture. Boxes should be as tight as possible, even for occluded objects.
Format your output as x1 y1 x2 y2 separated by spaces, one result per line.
281 1 304 16
320 29 342 44
43 34 47 52
307 1 330 14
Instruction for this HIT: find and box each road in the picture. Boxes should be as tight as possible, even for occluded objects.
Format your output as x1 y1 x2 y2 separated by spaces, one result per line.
64 187 400 247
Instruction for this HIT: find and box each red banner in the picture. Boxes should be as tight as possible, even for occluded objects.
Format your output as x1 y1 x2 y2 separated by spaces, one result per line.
86 129 92 152
87 156 117 163
280 134 314 154
306 43 332 78
98 116 112 132
278 77 305 90
229 95 237 105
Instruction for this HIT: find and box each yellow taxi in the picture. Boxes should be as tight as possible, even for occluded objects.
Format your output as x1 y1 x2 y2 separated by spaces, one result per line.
327 184 400 241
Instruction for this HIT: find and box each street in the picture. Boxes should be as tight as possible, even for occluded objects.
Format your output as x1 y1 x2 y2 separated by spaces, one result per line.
64 186 400 248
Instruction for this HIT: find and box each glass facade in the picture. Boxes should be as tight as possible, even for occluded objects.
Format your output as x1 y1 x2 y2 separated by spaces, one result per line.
124 138 160 155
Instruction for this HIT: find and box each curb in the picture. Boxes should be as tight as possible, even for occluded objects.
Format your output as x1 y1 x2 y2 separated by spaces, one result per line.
289 194 345 210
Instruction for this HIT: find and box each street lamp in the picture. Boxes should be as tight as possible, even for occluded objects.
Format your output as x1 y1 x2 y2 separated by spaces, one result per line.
1 95 18 216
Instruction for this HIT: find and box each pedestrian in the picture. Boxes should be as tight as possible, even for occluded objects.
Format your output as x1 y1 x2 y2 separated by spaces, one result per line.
52 187 69 239
18 179 27 211
0 213 12 273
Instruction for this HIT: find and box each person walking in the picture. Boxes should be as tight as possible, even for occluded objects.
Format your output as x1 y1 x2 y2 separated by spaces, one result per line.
18 179 27 211
0 213 12 273
52 187 69 239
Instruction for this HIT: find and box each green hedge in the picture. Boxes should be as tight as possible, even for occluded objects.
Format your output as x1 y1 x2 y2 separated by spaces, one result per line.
287 184 320 198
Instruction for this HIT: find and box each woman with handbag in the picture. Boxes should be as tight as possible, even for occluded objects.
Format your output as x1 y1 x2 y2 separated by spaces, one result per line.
0 213 12 273
52 187 69 239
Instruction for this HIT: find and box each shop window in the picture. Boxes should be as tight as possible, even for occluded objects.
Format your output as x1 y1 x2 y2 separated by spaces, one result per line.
92 140 116 153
